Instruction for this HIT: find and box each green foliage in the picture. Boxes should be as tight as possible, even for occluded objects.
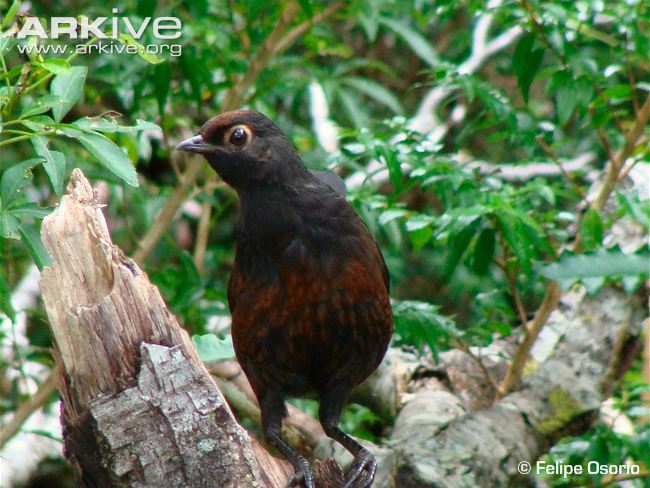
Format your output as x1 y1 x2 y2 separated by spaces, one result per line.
50 66 87 122
0 0 648 482
392 300 461 360
192 334 235 363
0 52 158 282
539 246 649 294
513 33 544 105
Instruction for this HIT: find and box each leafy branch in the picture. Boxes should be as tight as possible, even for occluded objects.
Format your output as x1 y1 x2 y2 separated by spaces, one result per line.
496 94 650 398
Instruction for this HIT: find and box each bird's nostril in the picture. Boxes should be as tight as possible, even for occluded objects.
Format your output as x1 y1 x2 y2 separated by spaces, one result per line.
176 134 207 153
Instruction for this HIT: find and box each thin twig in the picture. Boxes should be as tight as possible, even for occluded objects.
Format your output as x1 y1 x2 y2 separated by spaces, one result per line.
456 340 500 393
221 1 302 111
535 136 587 200
496 281 561 398
0 372 57 448
496 237 529 329
506 265 529 329
626 58 640 116
596 126 616 166
193 178 216 273
274 2 346 54
593 95 650 212
617 135 649 183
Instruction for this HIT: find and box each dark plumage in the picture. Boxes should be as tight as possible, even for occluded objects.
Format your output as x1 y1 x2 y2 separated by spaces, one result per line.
177 110 393 488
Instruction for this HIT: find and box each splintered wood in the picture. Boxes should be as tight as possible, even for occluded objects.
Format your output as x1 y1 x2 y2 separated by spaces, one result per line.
39 169 294 487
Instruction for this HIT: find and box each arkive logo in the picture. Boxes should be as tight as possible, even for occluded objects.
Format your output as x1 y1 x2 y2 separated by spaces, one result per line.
14 9 183 57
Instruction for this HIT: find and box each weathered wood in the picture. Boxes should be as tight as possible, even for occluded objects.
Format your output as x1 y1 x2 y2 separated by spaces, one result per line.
39 169 303 487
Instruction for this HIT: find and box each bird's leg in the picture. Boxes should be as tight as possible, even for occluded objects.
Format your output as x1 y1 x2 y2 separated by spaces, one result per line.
319 385 377 488
260 392 314 488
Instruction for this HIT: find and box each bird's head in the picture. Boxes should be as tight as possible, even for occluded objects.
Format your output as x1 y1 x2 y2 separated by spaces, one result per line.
176 110 309 191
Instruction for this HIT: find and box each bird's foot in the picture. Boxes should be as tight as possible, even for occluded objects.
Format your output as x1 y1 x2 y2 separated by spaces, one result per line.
342 449 377 488
285 462 314 488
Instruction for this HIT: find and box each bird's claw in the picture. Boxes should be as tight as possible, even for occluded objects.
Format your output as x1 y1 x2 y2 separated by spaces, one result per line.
342 449 377 488
285 464 314 488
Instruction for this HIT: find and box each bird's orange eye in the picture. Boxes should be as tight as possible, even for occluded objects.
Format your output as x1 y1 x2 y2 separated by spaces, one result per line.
225 124 252 149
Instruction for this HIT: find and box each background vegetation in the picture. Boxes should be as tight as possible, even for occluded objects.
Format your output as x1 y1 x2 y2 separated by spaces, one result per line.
1 0 648 486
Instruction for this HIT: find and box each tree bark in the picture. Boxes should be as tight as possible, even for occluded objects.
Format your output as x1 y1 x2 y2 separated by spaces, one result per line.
39 169 645 487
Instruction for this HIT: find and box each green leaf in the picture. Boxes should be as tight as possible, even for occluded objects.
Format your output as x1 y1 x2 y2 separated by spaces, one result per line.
513 33 544 104
50 66 87 122
555 73 593 126
579 208 603 252
499 206 553 256
539 248 649 288
617 192 649 229
72 117 160 133
9 202 51 219
378 208 407 225
456 75 513 123
153 62 172 117
444 217 482 279
405 214 435 232
192 334 235 362
379 17 439 67
32 135 66 196
19 94 61 118
61 127 139 187
38 58 71 75
408 225 433 251
392 300 460 360
0 65 22 83
378 144 402 190
0 159 43 208
495 210 532 273
20 115 55 132
0 0 21 30
19 224 51 270
297 0 313 18
581 276 605 294
0 212 20 239
472 227 496 275
337 87 369 128
178 48 204 108
0 272 15 320
621 275 642 294
118 34 165 64
342 77 404 114
356 0 380 41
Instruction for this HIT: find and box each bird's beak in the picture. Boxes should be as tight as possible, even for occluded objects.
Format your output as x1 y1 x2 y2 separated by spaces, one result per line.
176 134 216 154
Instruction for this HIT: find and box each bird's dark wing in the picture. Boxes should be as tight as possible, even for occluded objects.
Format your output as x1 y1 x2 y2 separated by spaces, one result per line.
227 272 240 314
309 170 346 196
375 240 390 294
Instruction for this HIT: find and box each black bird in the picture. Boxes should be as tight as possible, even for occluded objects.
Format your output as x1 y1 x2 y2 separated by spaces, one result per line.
177 110 392 488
